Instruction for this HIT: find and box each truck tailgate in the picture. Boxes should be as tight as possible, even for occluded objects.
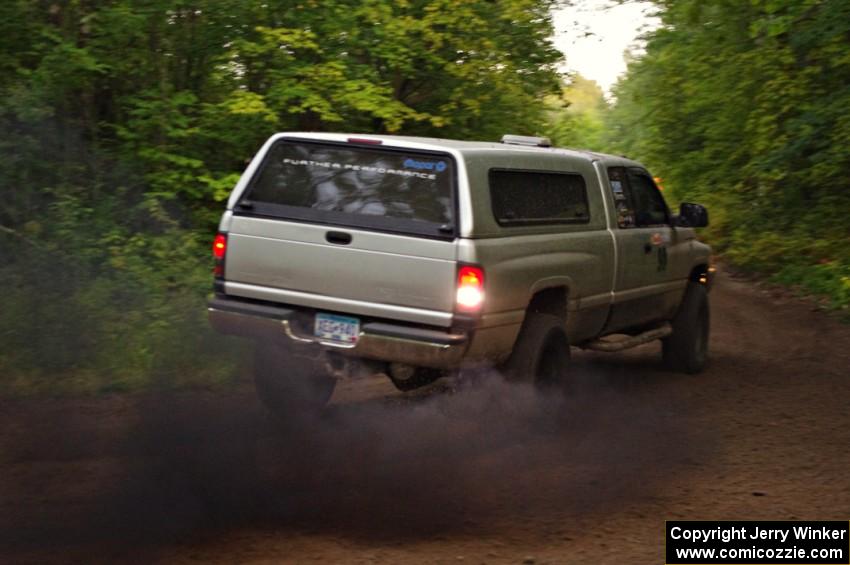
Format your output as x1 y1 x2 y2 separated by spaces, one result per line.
224 216 457 325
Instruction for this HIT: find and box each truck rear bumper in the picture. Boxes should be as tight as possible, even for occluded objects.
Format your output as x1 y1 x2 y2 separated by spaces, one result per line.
208 296 469 369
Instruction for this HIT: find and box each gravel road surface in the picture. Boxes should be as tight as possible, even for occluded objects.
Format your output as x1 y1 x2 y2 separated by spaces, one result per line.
2 270 849 564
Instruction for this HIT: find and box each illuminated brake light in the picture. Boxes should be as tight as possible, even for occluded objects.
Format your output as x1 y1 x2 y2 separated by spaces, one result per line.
212 233 227 277
456 265 485 312
212 233 227 260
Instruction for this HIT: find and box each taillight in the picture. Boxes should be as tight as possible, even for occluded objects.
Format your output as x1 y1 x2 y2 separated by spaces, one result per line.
456 265 484 313
212 233 227 277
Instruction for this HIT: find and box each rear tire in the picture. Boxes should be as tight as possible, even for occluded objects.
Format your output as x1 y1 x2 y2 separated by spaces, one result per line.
388 366 442 392
253 345 336 419
504 313 571 387
662 283 710 374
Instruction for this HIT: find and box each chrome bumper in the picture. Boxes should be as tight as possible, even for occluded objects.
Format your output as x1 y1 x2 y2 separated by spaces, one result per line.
208 296 469 368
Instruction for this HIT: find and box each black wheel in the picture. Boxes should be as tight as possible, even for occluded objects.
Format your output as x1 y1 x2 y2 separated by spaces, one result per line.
253 345 336 419
503 313 571 386
662 282 710 374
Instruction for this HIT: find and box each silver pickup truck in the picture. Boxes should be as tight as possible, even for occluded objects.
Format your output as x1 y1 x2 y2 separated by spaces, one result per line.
208 132 713 416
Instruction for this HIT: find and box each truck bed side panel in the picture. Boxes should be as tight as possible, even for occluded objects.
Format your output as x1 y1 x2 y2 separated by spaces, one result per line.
459 230 615 361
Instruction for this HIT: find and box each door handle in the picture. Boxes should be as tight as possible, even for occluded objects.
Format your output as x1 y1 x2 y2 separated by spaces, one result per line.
326 231 352 245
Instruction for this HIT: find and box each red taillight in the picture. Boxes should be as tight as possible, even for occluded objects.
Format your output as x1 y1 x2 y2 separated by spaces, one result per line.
212 233 227 277
212 234 227 260
456 265 485 313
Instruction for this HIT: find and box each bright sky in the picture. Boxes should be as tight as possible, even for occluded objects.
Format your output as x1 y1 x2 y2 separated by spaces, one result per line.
551 0 660 95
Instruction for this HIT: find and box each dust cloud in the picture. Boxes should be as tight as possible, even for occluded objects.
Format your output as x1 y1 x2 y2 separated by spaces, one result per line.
3 352 709 556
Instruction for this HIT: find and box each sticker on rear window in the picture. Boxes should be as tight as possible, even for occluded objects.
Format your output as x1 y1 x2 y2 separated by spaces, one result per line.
403 158 447 173
281 157 437 180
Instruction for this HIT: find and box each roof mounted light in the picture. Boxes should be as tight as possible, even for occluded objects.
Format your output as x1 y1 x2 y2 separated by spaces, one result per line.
500 134 551 148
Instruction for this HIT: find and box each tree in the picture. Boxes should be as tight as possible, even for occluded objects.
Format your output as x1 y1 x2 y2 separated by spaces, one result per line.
606 0 850 308
0 0 567 392
545 73 609 150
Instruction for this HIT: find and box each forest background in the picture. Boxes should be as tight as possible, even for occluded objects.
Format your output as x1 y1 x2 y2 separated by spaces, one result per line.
1 0 847 394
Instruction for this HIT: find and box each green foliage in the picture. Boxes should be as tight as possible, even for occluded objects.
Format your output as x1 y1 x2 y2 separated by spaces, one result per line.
0 0 564 395
545 74 609 150
0 194 244 396
605 0 850 311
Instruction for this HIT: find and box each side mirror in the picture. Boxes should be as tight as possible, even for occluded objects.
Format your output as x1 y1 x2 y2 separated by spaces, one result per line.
676 202 709 228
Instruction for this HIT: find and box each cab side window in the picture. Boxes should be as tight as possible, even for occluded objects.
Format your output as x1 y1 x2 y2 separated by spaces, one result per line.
608 167 635 228
490 169 590 226
627 169 669 227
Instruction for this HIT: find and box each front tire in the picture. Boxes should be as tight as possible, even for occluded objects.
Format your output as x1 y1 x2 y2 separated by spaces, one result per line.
504 313 571 387
253 345 336 419
662 283 710 374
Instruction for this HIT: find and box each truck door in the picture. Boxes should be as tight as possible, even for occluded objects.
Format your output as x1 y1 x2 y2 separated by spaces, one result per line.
606 167 687 331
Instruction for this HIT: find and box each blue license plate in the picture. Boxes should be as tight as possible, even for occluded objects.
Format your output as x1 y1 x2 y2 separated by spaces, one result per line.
314 313 360 345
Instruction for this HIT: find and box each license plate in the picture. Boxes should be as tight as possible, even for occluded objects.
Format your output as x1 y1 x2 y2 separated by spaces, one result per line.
314 313 360 345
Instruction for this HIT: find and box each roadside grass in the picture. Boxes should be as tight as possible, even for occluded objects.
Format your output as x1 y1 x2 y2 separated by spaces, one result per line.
718 255 850 321
0 325 249 398
0 353 246 398
718 225 850 318
0 226 250 398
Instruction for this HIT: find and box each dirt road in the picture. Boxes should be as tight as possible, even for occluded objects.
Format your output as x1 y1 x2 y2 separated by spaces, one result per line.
2 270 849 564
